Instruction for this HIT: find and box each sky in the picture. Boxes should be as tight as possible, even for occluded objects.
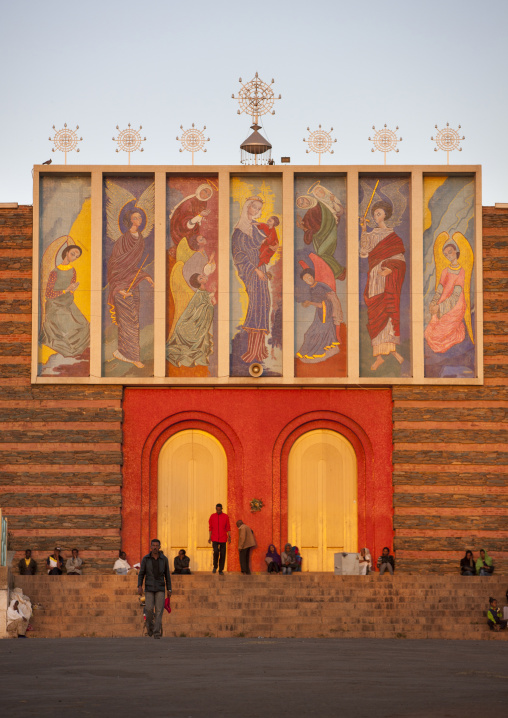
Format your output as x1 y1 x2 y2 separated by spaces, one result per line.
1 0 507 205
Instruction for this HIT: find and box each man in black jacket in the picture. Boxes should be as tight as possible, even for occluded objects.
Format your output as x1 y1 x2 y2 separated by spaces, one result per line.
138 539 172 639
377 547 395 575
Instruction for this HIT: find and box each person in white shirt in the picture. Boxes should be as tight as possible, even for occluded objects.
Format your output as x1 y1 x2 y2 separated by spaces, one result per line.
358 547 372 575
113 550 137 575
7 588 32 638
66 548 83 575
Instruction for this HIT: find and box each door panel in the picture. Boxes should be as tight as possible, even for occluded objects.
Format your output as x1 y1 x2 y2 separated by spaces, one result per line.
288 430 357 571
158 430 227 571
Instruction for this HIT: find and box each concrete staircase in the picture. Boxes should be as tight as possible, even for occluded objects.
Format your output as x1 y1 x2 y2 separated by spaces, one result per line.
13 573 508 640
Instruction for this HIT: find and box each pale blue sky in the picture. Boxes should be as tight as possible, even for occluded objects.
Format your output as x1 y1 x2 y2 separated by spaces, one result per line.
1 0 507 205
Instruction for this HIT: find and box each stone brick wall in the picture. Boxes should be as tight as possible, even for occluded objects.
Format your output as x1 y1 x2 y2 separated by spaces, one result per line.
0 204 506 575
0 207 123 574
392 207 508 573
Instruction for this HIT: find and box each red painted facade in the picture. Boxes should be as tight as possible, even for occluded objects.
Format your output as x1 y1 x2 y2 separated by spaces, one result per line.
122 387 393 572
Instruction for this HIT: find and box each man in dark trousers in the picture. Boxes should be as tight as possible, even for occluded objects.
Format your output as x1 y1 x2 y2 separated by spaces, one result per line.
137 539 172 639
236 519 256 575
208 503 231 575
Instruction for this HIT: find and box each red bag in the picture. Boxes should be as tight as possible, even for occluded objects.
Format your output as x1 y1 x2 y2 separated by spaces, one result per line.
164 596 171 614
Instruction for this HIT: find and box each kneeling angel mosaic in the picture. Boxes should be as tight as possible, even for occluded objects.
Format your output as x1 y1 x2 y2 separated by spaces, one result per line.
38 176 91 377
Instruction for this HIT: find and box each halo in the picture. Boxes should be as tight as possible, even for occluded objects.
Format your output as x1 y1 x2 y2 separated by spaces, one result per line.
195 183 214 201
443 238 459 254
206 178 219 191
54 235 74 267
119 202 147 235
306 180 321 196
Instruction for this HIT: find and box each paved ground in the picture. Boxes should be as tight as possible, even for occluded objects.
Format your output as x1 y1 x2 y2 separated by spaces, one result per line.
0 638 507 717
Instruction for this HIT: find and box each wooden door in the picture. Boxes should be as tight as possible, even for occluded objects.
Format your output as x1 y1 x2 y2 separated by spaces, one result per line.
158 430 227 572
288 429 357 571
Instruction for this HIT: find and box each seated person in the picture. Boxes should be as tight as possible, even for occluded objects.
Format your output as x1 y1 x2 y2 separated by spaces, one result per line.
66 548 83 575
358 547 372 575
281 543 298 575
7 587 32 638
46 547 64 575
113 550 136 575
487 597 507 631
476 548 494 576
292 546 303 572
460 550 475 576
173 549 191 575
18 549 37 575
265 544 281 573
377 547 395 575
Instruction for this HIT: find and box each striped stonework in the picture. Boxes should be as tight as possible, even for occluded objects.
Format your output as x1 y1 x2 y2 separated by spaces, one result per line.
392 206 508 573
0 207 123 573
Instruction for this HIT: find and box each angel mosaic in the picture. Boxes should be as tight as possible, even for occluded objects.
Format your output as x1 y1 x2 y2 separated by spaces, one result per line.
104 179 155 370
39 235 90 373
166 181 217 369
359 178 409 373
424 232 473 354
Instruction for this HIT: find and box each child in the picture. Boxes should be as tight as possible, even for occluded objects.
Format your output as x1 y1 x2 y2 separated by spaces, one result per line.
257 216 280 267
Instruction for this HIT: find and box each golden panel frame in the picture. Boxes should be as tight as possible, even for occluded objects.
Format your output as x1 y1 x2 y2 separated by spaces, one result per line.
32 164 483 386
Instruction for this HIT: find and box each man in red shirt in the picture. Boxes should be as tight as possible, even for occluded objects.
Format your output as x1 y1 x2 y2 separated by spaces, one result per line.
208 503 231 575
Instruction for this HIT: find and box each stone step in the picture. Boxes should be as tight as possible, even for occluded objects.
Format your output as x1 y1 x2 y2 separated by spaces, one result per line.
14 574 507 641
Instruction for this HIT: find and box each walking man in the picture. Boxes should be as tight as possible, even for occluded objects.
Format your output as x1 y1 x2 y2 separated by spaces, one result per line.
208 503 231 575
137 539 172 639
236 520 256 575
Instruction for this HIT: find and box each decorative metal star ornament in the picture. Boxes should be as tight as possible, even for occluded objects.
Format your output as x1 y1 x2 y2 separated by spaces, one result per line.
369 124 402 165
303 125 336 165
113 124 146 165
49 124 82 165
431 123 465 165
177 124 210 165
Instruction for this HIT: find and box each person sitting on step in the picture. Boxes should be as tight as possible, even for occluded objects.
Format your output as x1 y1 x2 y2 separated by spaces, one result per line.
487 597 507 631
113 550 137 575
281 543 298 575
358 547 372 575
66 548 83 575
292 546 303 572
173 549 191 575
460 550 476 576
6 587 32 638
18 549 37 575
265 544 282 574
476 549 494 576
377 547 395 575
46 547 64 575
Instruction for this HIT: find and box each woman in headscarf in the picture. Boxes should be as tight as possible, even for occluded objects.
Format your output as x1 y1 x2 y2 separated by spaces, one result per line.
292 546 303 572
265 544 282 574
231 196 271 364
358 547 372 575
281 543 297 575
460 550 475 576
476 548 494 576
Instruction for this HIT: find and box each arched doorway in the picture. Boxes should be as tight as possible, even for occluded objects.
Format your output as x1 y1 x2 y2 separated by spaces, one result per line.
158 430 227 572
288 429 358 571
